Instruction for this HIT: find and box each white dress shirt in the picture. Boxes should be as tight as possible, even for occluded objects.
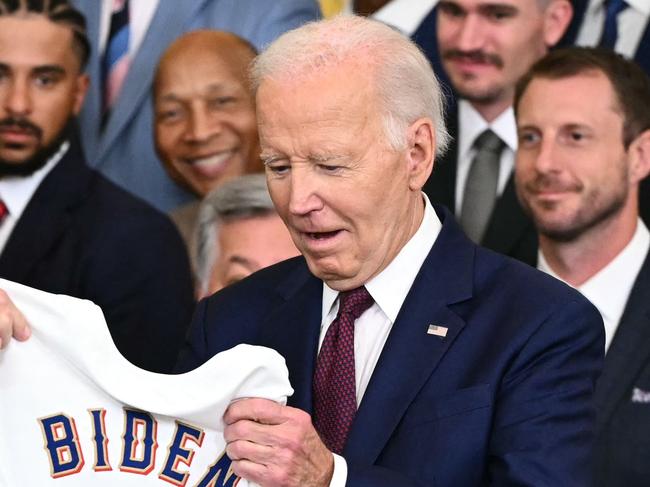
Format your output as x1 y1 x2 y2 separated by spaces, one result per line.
0 142 69 254
99 0 160 56
575 0 650 58
455 101 517 214
340 0 438 36
538 219 650 352
322 193 442 486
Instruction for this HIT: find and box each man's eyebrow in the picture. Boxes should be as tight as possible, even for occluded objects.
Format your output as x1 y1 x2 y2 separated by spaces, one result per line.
32 65 66 76
478 3 518 15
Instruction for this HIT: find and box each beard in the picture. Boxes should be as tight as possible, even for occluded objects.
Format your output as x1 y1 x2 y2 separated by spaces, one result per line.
0 117 72 177
518 171 629 243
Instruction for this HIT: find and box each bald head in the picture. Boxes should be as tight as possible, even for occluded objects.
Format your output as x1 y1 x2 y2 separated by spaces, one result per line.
155 30 256 98
153 30 261 198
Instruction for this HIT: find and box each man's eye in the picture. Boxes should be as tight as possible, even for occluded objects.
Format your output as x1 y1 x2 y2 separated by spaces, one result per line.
34 75 57 87
265 161 290 175
318 164 342 173
438 2 464 18
157 109 182 123
518 132 540 146
208 97 236 109
570 132 585 142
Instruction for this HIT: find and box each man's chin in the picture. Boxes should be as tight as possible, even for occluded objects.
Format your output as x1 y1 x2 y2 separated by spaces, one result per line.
0 147 50 177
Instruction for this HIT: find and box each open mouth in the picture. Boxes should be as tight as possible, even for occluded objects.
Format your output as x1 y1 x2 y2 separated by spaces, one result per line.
306 230 341 240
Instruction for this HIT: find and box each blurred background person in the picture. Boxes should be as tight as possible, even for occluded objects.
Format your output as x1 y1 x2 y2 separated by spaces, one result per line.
0 0 193 372
422 0 573 266
194 174 299 299
560 0 649 75
514 47 650 486
153 30 262 258
70 0 320 212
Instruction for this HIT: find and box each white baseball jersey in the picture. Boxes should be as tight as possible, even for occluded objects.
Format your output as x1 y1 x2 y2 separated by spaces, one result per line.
0 279 293 486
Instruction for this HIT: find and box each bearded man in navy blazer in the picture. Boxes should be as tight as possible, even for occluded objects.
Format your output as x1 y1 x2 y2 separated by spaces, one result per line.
172 16 605 487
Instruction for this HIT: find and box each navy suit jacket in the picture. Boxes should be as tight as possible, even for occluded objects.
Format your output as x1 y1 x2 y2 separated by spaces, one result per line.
422 107 539 266
592 249 650 486
0 139 195 373
177 206 604 486
71 0 321 212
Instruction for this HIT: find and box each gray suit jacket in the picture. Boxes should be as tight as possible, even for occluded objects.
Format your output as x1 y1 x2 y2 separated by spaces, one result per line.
72 0 321 211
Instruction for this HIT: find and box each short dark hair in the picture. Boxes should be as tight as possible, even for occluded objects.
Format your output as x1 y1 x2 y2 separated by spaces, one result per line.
515 47 650 149
0 0 90 69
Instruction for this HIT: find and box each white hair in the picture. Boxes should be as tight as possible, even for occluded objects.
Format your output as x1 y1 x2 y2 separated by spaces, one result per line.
250 15 450 155
194 174 276 297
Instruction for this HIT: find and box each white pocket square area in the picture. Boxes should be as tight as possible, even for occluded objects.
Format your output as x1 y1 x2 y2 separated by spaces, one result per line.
631 388 650 404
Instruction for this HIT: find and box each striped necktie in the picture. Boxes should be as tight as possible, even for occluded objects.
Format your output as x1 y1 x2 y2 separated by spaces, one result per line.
102 0 130 125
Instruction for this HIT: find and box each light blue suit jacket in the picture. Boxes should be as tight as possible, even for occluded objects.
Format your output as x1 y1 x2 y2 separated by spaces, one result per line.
72 0 321 211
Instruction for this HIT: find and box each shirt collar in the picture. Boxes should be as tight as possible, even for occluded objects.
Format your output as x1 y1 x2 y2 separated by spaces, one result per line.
538 219 650 327
322 193 441 323
0 141 69 221
588 0 650 16
371 0 439 36
458 100 517 160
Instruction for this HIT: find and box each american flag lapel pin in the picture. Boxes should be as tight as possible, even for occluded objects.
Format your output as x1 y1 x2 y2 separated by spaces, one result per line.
427 324 448 337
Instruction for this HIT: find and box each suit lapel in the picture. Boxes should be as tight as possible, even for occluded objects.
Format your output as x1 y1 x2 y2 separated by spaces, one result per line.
344 208 473 464
256 263 323 412
97 0 209 160
0 142 90 282
594 250 650 434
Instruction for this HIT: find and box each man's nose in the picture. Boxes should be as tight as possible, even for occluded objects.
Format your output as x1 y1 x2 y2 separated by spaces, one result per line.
3 80 32 116
183 108 220 143
288 167 324 216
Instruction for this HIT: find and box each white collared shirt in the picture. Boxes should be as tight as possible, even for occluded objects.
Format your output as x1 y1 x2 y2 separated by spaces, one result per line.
0 142 70 254
538 219 650 352
371 0 439 36
576 0 650 58
339 0 438 36
455 100 517 214
99 0 160 56
321 194 441 487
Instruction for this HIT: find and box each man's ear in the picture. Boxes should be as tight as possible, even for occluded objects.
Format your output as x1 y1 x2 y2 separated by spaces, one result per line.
543 0 573 48
406 117 435 191
72 73 90 115
628 129 650 184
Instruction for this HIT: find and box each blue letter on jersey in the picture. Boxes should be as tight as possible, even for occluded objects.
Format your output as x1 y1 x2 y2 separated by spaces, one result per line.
89 409 111 471
38 414 85 478
120 408 158 474
195 452 239 487
159 421 204 486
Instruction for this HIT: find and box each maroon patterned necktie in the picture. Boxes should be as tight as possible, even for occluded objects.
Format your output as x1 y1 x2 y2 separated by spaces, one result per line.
0 199 8 225
312 286 374 454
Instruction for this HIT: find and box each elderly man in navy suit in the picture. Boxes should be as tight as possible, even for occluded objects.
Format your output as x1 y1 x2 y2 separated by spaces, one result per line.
170 16 604 487
0 12 605 487
515 47 650 486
